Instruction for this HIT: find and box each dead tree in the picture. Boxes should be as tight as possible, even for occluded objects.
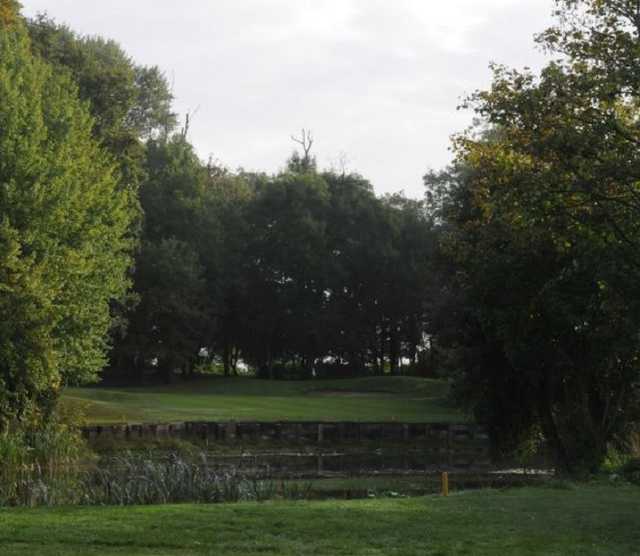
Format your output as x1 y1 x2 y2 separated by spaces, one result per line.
290 128 315 172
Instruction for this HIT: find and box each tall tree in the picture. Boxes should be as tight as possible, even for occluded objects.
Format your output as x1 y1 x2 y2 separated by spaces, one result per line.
0 2 136 427
108 135 211 382
429 0 640 473
240 171 330 378
27 14 177 187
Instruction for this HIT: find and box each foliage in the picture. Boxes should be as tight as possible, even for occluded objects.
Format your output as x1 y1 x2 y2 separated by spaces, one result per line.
20 8 441 388
621 458 640 485
108 136 215 382
0 9 136 427
6 0 640 482
125 238 208 383
427 0 640 473
27 14 177 143
110 133 439 383
26 13 177 234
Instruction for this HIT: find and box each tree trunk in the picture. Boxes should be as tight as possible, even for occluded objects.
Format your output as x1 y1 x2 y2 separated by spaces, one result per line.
223 340 231 377
231 346 239 375
389 323 399 376
159 355 173 385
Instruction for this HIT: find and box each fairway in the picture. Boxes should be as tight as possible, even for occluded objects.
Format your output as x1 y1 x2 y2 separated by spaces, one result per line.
63 376 463 424
1 486 638 555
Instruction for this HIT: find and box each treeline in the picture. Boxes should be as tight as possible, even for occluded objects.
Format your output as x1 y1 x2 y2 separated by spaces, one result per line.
2 0 640 473
8 7 439 388
107 137 437 383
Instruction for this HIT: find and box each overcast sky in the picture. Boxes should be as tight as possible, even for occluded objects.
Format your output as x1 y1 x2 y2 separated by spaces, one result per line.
21 0 555 198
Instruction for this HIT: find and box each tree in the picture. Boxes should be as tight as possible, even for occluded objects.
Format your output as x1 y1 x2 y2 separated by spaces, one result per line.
108 135 212 382
0 3 136 427
429 0 640 473
198 167 253 377
239 171 331 378
288 129 317 173
134 238 208 383
106 128 438 384
27 14 177 187
379 194 436 375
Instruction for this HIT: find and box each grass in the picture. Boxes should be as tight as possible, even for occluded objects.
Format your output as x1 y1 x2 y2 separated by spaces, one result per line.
288 473 549 498
0 485 638 555
62 376 463 424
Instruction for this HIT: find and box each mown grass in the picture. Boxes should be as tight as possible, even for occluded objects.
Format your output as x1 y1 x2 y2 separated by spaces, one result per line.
288 473 548 498
0 485 638 555
62 376 463 424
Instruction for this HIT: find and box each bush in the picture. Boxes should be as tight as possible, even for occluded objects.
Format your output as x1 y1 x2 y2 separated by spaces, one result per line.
621 459 640 486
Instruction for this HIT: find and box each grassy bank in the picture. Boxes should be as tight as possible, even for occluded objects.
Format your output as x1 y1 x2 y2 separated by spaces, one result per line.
62 376 463 424
0 485 637 555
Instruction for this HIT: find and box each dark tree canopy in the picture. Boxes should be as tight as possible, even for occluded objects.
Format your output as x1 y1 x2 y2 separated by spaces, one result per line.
108 141 439 384
427 0 640 473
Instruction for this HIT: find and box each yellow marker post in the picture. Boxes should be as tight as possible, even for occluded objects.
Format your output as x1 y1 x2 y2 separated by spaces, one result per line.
441 472 449 497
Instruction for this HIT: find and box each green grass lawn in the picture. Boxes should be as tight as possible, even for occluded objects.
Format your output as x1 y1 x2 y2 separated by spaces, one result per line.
63 376 463 424
1 485 638 555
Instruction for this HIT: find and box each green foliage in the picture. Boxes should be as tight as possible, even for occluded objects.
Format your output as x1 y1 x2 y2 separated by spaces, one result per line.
601 448 633 475
1 441 289 507
127 66 177 139
27 14 176 142
108 136 213 383
227 170 437 379
621 458 640 485
429 0 640 473
133 238 208 383
0 11 136 426
110 131 439 384
27 14 177 192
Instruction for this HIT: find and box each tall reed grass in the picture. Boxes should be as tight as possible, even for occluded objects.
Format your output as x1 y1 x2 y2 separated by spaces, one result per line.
85 451 282 505
1 446 310 507
0 421 90 506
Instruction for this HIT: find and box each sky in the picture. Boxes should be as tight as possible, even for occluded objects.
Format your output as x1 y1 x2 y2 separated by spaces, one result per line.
21 0 556 198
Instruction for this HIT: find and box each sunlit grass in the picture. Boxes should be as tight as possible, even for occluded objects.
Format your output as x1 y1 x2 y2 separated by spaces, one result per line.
62 376 464 424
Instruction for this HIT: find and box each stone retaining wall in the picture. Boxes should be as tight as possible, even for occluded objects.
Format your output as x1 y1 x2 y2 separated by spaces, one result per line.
82 422 490 467
83 421 486 443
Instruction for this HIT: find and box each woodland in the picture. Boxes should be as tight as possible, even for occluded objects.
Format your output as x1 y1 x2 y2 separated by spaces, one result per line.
1 0 640 478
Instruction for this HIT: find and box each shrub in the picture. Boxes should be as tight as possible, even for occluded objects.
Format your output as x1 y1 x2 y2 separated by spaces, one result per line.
621 459 640 486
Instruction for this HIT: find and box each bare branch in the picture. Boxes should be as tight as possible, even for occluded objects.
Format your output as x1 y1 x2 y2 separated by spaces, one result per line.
291 128 314 159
